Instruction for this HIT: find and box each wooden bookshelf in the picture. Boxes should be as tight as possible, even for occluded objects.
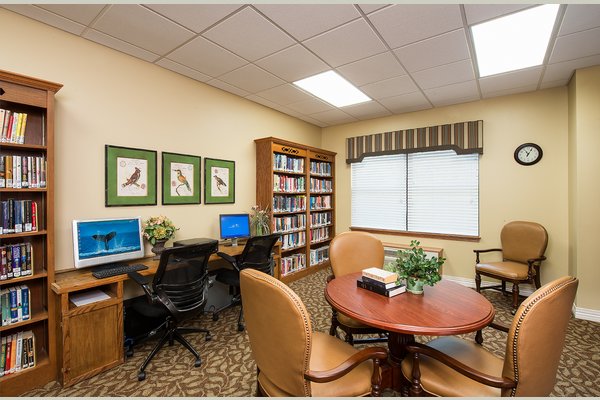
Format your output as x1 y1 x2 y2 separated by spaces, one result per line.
255 137 336 284
0 70 62 395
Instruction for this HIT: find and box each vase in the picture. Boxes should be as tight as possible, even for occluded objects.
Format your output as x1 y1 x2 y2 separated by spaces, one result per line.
151 239 168 260
254 222 270 237
407 278 425 295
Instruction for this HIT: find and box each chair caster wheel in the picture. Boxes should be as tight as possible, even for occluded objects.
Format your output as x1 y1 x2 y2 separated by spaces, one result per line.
194 359 202 368
206 333 212 341
212 314 219 321
138 371 146 381
237 324 245 332
126 349 134 358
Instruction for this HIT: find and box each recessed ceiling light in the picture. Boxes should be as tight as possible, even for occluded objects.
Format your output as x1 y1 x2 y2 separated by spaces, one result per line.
293 70 371 108
472 4 560 77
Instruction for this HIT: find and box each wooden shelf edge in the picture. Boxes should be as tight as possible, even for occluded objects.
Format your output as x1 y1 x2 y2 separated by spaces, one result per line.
0 310 49 333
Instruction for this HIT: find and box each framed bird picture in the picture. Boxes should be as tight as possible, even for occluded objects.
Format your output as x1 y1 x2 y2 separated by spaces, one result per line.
204 158 235 204
162 152 201 205
105 145 157 207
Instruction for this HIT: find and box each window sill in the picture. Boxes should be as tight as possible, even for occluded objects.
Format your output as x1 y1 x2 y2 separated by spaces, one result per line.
350 226 481 242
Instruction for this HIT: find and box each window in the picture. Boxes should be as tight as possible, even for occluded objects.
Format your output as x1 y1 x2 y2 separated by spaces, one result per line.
351 150 479 236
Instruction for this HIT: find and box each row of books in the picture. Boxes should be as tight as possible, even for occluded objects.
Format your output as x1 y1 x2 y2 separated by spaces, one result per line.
0 109 28 144
1 284 31 325
311 211 332 227
309 161 332 177
281 231 306 250
309 195 331 210
0 199 39 234
310 245 329 266
281 252 306 276
273 153 304 173
273 175 305 193
1 243 34 280
0 331 36 377
310 177 333 193
273 195 306 214
309 226 330 243
273 214 306 234
0 155 47 189
358 268 406 297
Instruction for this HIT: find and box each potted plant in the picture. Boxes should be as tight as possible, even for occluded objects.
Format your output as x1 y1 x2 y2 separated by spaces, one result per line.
384 240 445 294
142 215 178 259
250 205 271 236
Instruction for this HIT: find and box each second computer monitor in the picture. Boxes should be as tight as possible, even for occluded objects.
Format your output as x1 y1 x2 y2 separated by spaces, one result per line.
219 213 251 246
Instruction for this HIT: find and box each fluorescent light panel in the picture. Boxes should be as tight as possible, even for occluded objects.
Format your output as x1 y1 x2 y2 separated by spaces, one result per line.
472 4 559 77
293 70 371 107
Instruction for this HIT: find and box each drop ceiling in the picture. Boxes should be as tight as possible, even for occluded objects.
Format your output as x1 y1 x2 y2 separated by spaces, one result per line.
3 3 600 127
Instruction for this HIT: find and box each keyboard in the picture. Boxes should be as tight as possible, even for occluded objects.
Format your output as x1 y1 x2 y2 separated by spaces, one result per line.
92 263 149 279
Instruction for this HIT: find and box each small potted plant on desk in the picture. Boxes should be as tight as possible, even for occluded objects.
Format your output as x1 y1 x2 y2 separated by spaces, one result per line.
143 215 178 259
384 240 445 294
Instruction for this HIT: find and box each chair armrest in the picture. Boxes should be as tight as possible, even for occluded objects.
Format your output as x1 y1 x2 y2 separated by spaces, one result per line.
127 271 155 301
405 343 516 389
326 274 335 283
304 346 388 383
473 248 502 263
217 251 238 266
526 255 547 265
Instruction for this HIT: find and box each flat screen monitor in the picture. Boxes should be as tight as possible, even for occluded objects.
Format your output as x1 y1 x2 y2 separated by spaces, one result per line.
219 213 250 246
72 216 145 269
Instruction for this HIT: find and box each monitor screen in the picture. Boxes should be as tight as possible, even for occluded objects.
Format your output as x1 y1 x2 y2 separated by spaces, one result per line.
219 214 251 242
72 216 144 269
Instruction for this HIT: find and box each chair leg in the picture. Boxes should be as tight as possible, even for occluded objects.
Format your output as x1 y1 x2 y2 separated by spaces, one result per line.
237 306 245 332
173 329 202 367
512 283 520 310
178 326 212 341
534 266 542 289
137 329 172 380
329 309 339 337
475 272 481 292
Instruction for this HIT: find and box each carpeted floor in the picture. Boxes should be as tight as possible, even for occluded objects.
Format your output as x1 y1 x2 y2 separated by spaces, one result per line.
24 268 600 396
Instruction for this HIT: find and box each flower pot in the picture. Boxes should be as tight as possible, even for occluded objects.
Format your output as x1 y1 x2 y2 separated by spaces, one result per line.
407 278 425 295
151 239 168 260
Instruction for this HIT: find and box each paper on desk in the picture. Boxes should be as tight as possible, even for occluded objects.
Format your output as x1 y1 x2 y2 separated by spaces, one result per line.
70 289 111 306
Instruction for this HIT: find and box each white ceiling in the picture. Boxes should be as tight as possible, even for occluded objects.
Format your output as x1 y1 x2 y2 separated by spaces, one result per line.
3 3 600 127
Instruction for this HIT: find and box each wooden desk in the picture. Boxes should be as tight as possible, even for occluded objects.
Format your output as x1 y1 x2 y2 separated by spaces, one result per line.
325 272 494 391
52 241 280 387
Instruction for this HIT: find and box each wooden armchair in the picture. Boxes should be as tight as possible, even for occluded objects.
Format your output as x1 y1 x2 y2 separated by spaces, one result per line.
400 276 578 397
475 221 548 309
240 268 388 397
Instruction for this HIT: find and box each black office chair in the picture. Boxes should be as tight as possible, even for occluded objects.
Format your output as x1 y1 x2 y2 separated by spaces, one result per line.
127 240 218 381
212 233 280 332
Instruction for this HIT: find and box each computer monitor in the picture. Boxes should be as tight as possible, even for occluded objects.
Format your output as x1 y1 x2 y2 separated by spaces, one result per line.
72 216 145 269
219 213 251 246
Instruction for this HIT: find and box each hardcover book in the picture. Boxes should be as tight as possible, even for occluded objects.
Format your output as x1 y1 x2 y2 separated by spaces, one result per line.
362 267 398 284
357 277 406 297
361 275 398 289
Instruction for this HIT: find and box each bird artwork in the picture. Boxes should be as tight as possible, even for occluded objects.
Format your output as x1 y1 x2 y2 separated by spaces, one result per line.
213 174 227 193
173 169 191 195
122 167 141 188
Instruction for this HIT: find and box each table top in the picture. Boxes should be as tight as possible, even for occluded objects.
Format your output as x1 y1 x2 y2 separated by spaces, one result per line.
325 272 495 336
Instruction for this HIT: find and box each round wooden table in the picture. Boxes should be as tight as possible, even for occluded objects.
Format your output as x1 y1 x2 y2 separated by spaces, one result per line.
325 272 495 391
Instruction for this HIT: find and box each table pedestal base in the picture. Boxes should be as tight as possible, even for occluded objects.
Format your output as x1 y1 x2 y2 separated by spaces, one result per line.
384 332 415 392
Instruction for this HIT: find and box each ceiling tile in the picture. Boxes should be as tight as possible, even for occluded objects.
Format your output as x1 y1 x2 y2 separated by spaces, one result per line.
337 51 406 87
550 27 600 64
412 59 475 90
83 29 159 62
479 67 543 96
284 110 327 127
206 79 250 97
37 4 106 25
2 4 87 35
394 29 470 73
463 4 534 25
357 4 390 15
255 45 329 82
543 54 600 83
155 59 211 83
166 36 247 77
303 19 387 67
558 5 600 36
482 84 538 99
255 4 360 41
287 98 334 114
309 109 357 125
368 4 463 49
424 80 480 107
378 91 432 114
145 4 243 34
360 75 419 100
218 64 285 93
540 79 569 89
341 101 393 119
202 7 295 62
92 5 194 55
254 84 315 105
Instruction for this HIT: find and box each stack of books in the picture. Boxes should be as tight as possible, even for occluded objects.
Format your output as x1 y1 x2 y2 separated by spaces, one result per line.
357 267 406 297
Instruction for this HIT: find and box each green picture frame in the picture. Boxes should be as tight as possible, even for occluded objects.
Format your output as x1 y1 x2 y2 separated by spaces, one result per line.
105 145 157 207
204 158 235 204
162 152 201 205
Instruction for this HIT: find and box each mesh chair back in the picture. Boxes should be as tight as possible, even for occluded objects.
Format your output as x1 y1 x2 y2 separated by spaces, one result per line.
153 240 218 322
239 233 281 275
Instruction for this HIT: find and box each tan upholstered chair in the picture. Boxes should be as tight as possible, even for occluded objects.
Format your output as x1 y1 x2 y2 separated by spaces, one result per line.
400 276 578 397
240 268 388 397
329 231 388 345
475 221 548 309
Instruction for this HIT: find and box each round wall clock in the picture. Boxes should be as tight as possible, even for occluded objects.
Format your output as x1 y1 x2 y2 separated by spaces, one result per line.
514 143 543 166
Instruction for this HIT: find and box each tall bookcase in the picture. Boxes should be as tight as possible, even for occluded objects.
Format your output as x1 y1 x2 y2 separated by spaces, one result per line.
255 137 336 284
0 70 61 395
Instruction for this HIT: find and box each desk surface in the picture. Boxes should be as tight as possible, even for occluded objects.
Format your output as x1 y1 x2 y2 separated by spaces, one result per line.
325 272 494 336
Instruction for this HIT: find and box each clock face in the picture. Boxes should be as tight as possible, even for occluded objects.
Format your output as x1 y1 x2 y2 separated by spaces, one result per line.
514 143 543 166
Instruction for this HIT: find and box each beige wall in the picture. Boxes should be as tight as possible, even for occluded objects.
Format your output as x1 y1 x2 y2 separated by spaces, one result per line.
322 88 570 290
0 9 321 271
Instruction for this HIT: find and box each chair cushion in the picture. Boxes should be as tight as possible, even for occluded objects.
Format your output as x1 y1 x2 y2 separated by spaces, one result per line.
476 261 529 280
401 337 503 397
337 312 372 329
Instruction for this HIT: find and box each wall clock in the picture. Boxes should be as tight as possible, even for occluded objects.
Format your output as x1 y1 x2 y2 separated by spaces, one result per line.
514 143 543 166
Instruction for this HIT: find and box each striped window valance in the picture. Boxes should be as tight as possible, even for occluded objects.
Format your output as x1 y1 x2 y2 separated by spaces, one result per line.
346 120 483 163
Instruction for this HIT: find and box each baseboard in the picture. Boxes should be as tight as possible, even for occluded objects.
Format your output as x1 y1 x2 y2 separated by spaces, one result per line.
573 306 600 323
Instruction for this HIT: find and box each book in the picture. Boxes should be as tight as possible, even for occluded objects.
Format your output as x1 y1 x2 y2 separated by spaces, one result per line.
0 336 6 377
1 288 9 325
5 335 12 374
0 155 5 188
362 267 398 284
25 330 35 367
357 277 406 297
0 247 7 280
361 275 398 289
21 285 30 320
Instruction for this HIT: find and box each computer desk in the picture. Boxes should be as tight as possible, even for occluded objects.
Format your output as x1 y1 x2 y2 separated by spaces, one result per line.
51 241 281 387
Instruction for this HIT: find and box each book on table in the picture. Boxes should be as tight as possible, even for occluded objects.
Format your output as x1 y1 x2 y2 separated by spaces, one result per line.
361 267 397 284
357 277 406 297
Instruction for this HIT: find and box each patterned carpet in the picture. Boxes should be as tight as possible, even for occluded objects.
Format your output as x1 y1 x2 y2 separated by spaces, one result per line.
24 268 600 396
